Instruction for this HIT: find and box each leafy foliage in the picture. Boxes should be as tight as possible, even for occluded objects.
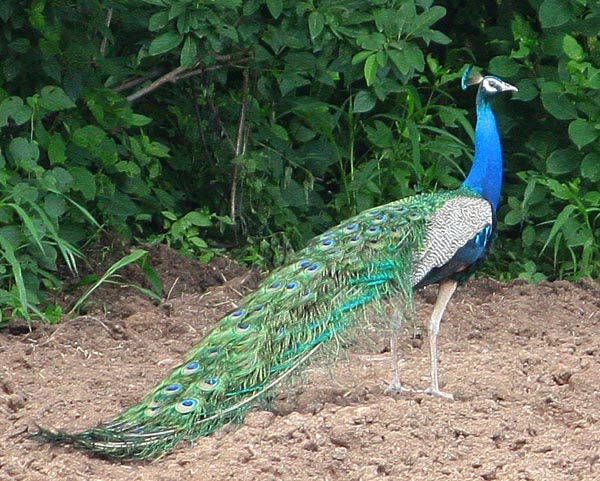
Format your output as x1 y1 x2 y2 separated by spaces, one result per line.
0 0 598 321
439 0 600 280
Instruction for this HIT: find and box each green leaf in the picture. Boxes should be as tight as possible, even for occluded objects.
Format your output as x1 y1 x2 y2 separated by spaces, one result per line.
365 120 393 148
539 0 576 28
148 11 169 31
0 96 32 127
428 30 451 45
5 203 45 254
540 92 577 120
39 86 76 111
581 152 600 181
184 211 213 227
562 34 584 61
0 235 30 321
8 38 30 54
546 148 577 175
48 134 66 165
271 124 289 141
364 54 378 86
138 255 164 297
388 49 409 76
402 42 424 72
180 36 197 68
488 56 520 77
351 51 373 65
541 204 578 255
504 210 522 226
353 90 376 113
72 125 107 148
522 225 536 247
70 250 161 314
9 137 40 164
266 0 283 19
44 193 67 219
69 166 97 200
278 72 310 96
130 114 152 127
148 31 183 56
308 11 324 39
410 6 446 35
568 119 598 149
512 79 538 102
357 32 386 51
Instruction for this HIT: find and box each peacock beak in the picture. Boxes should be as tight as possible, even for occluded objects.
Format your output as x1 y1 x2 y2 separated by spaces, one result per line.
502 81 518 93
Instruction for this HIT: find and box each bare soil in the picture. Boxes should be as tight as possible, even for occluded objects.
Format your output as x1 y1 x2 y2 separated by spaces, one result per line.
1 246 599 481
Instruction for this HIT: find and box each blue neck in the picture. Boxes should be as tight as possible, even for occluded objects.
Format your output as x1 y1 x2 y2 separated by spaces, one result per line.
462 99 503 211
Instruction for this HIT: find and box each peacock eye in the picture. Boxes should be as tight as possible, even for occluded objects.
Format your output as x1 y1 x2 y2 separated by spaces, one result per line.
484 78 498 92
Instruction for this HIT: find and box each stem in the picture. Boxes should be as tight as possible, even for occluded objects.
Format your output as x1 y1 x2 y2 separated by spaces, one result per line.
230 69 250 228
124 53 249 103
100 7 113 57
114 68 166 93
126 64 198 103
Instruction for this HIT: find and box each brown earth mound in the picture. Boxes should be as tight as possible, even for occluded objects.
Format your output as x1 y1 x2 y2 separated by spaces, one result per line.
1 247 598 481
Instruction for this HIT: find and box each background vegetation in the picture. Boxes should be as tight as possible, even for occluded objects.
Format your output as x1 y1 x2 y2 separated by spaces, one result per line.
0 0 598 322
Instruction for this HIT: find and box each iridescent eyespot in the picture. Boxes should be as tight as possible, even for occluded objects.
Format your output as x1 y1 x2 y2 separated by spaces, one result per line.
268 281 283 290
321 239 334 248
207 347 220 357
199 378 219 391
286 281 298 291
298 260 311 268
306 263 320 273
389 227 403 238
175 398 198 414
253 304 265 312
182 362 200 375
164 383 182 395
367 226 380 234
344 223 359 232
230 309 245 320
144 405 162 417
236 322 251 333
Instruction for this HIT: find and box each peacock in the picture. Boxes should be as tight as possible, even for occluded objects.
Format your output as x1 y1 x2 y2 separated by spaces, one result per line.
34 67 517 460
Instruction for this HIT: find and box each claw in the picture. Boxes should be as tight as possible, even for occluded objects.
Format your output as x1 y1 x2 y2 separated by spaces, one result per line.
385 383 419 396
423 386 454 401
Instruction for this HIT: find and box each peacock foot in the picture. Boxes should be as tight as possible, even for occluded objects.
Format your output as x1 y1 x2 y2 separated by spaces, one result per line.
422 386 454 401
384 381 420 396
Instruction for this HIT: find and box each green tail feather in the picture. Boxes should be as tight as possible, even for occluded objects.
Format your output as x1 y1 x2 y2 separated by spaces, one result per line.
34 192 459 460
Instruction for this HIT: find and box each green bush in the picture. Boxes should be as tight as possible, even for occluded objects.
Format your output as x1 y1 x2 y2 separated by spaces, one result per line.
0 0 599 321
438 0 600 280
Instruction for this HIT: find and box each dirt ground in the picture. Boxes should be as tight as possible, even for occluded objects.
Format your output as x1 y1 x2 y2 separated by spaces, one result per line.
1 246 599 481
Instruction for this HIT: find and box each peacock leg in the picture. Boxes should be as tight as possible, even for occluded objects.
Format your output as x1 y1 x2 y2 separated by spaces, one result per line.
423 279 458 399
385 306 415 395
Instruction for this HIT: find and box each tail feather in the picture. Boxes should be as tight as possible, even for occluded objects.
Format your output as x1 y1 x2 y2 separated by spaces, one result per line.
34 194 455 460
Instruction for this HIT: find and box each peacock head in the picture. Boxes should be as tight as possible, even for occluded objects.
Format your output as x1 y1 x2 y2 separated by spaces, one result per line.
461 65 517 104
